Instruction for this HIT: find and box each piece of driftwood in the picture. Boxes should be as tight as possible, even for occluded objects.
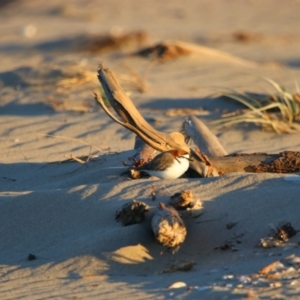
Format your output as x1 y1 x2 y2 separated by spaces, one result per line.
95 65 190 154
151 203 187 252
182 115 227 157
96 65 300 176
210 151 300 174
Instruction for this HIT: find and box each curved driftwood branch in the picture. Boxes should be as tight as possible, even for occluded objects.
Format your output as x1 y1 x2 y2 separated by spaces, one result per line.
96 65 190 153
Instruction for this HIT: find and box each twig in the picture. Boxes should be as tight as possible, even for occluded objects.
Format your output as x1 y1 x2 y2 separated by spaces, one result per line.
65 146 95 164
0 176 16 182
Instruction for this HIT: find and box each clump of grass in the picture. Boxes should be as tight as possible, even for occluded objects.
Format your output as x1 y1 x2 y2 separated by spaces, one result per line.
214 77 300 133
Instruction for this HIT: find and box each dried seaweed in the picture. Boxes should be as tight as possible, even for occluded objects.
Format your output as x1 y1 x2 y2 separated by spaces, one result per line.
133 42 192 61
116 200 149 226
260 222 298 248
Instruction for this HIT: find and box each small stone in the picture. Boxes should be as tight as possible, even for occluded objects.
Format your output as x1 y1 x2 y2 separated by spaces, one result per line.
226 222 238 230
286 266 296 273
269 282 282 288
238 275 251 283
27 253 36 261
167 281 187 289
245 290 257 298
23 24 37 38
196 286 210 291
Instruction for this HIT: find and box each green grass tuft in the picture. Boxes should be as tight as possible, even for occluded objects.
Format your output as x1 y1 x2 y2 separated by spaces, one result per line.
213 77 300 134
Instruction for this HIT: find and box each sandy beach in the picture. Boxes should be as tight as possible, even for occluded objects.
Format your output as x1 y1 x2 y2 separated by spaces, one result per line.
1 1 300 299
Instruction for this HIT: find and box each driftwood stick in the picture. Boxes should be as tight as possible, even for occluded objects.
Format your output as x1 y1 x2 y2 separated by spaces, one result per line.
182 115 227 157
211 151 300 174
151 203 187 252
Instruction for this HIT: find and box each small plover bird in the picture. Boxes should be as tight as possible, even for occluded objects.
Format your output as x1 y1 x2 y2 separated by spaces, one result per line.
137 149 190 179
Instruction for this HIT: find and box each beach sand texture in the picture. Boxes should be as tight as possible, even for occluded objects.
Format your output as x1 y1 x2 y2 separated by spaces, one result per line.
1 1 300 299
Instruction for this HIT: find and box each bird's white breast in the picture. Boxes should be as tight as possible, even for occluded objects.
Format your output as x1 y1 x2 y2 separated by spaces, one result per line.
147 153 189 179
